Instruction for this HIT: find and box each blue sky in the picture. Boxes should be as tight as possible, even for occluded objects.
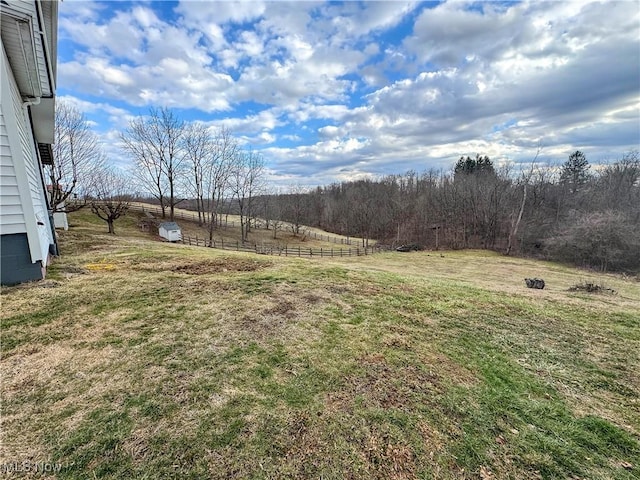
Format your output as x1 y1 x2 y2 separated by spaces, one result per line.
57 0 640 186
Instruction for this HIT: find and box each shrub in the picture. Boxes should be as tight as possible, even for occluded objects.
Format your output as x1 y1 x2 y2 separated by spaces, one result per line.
544 211 640 272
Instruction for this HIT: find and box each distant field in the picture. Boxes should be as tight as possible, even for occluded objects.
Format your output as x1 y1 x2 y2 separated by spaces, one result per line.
129 202 369 247
1 211 638 479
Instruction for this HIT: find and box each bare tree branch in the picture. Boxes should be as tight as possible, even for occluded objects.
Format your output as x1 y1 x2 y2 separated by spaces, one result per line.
120 108 185 220
87 167 131 235
50 100 103 212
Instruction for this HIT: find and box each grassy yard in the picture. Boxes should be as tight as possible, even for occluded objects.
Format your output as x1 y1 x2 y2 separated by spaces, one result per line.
1 212 639 479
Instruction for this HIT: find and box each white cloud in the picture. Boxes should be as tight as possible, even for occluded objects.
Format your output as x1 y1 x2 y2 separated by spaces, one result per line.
176 0 267 26
57 95 130 120
57 0 640 184
227 109 282 131
318 125 341 139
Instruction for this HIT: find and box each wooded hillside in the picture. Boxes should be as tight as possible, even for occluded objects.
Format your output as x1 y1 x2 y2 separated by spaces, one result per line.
257 151 640 272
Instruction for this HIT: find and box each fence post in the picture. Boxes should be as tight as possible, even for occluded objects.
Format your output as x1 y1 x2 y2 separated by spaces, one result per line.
320 248 323 257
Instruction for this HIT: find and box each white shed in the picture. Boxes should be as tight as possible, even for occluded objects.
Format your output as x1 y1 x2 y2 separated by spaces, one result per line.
50 196 68 230
53 210 68 230
159 222 182 242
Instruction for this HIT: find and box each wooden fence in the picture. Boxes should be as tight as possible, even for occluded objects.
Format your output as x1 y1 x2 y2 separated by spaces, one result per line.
182 235 383 257
129 204 237 227
303 230 354 245
128 203 357 246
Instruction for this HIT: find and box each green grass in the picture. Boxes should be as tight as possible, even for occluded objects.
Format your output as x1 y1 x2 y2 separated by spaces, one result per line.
1 211 639 479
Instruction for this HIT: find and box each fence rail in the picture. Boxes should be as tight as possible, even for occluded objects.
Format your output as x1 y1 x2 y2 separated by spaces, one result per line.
127 203 359 246
302 230 355 245
128 204 238 228
181 235 384 258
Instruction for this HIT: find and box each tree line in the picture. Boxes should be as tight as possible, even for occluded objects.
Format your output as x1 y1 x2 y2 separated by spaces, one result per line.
49 100 639 272
49 103 265 239
258 152 640 272
119 108 265 242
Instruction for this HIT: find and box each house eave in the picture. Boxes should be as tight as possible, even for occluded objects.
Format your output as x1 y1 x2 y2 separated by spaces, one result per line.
30 96 55 144
0 1 56 99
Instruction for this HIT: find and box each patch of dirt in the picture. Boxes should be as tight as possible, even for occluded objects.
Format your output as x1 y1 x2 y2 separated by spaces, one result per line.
362 428 417 480
175 258 269 275
326 354 443 413
302 293 325 304
135 257 271 275
418 422 448 454
263 300 296 317
238 313 287 340
239 300 296 340
328 284 354 295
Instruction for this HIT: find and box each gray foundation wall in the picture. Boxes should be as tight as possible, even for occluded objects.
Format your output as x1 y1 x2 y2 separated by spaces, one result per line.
1 233 44 286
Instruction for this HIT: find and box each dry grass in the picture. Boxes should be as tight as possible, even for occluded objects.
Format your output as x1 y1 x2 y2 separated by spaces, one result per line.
341 249 640 308
1 211 638 479
131 201 366 248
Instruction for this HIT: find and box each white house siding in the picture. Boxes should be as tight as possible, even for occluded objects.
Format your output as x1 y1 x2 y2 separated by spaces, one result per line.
0 40 53 264
0 111 27 234
12 78 54 264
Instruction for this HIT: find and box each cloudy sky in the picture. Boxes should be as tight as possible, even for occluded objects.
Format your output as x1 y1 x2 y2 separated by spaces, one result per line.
57 0 640 185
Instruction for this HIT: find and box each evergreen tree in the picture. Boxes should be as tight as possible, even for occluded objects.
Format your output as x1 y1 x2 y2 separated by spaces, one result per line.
560 150 590 193
454 154 495 177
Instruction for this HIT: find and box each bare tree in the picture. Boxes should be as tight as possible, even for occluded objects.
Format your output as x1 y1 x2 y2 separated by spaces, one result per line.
88 167 131 234
596 151 640 213
203 127 236 242
121 115 166 217
506 148 541 256
347 180 385 248
50 100 102 212
284 185 310 236
181 122 211 225
268 193 286 240
545 210 640 272
258 188 287 239
230 149 265 242
120 108 185 220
